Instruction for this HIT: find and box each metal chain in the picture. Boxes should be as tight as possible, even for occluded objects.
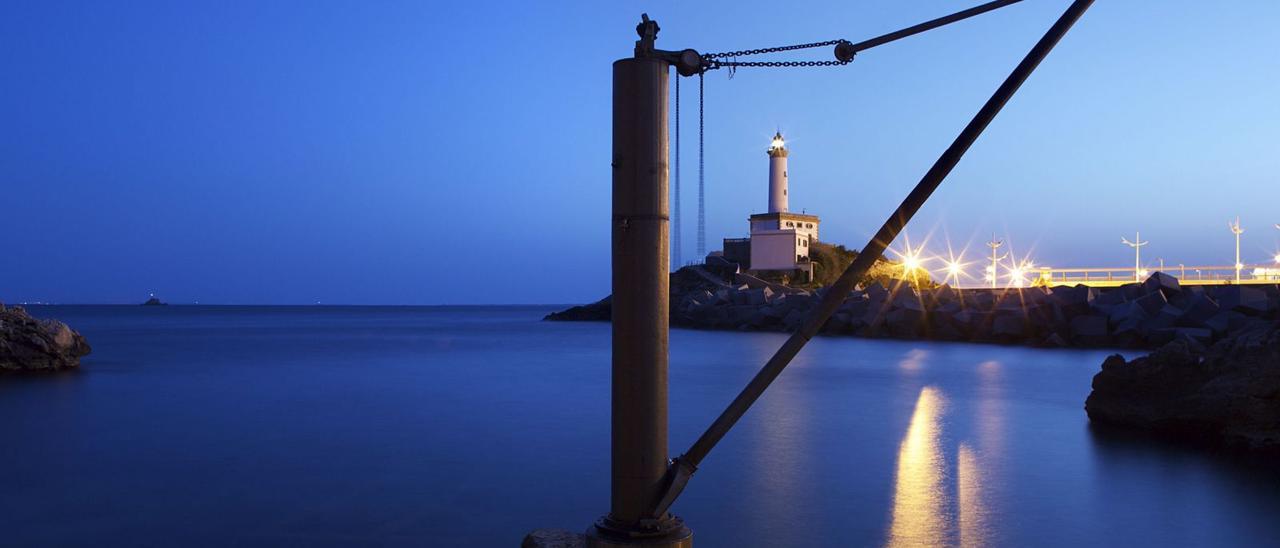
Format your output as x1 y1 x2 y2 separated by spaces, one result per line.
713 59 849 68
702 39 851 71
704 39 846 59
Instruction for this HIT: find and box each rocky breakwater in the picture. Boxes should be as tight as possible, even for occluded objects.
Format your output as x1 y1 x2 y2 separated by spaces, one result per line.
0 304 91 372
548 268 1280 350
1085 320 1280 451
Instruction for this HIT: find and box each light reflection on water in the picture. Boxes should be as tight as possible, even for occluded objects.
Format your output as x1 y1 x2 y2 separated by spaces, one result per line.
885 361 1004 547
886 386 950 547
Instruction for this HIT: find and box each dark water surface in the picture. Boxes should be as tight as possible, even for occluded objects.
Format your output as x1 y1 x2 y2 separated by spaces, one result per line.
5 306 1278 547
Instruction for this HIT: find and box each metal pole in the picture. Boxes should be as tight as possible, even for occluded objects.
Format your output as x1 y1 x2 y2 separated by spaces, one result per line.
591 15 692 548
650 0 1096 519
1136 232 1141 281
843 0 1024 56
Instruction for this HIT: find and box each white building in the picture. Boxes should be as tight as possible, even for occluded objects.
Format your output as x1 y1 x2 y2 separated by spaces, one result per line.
720 132 820 280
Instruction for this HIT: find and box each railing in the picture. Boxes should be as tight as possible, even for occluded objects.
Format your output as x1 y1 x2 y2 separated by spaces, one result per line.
1025 264 1280 287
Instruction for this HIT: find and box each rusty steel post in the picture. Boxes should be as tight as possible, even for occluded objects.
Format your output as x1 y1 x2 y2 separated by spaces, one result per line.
587 15 692 548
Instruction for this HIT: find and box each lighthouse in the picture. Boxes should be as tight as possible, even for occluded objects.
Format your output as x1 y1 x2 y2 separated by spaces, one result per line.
767 132 788 213
718 131 821 282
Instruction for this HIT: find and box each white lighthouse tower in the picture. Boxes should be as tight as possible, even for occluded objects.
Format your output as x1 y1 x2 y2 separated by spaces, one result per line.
767 132 788 213
719 131 821 282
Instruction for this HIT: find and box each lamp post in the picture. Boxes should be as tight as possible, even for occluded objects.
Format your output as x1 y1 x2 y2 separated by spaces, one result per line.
1121 232 1147 282
987 235 1008 289
1230 218 1244 283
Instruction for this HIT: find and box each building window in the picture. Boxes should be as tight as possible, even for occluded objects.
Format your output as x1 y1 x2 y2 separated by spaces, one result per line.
805 223 813 228
786 222 793 227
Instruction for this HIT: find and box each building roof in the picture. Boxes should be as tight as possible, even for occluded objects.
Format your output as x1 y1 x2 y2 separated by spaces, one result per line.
749 211 820 222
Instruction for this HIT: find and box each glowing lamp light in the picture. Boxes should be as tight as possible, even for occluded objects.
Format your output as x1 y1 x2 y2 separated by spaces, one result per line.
770 136 785 150
1274 254 1280 264
902 254 922 273
1138 269 1149 278
946 261 964 277
1009 266 1026 288
1236 262 1245 270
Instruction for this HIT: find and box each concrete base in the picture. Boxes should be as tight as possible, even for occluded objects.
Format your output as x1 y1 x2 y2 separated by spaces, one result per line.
584 519 692 548
522 529 586 548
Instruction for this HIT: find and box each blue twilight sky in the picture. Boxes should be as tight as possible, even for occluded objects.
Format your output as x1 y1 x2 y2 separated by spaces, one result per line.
2 1 1278 305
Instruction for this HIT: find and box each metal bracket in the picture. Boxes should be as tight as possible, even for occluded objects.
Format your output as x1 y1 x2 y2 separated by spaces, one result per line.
647 456 697 520
634 14 705 76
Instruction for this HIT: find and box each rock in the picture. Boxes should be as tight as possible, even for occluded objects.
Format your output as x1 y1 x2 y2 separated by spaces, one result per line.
992 314 1027 339
782 309 805 331
1202 311 1230 336
885 308 925 338
1050 284 1096 317
1146 327 1178 346
1107 301 1149 326
1095 287 1127 306
892 288 926 311
823 312 851 333
1132 290 1168 316
861 282 889 302
1120 282 1146 301
1040 332 1069 348
1085 323 1280 451
1176 293 1220 327
1174 327 1213 344
1216 286 1271 315
522 529 585 548
1142 271 1181 297
544 266 1277 352
544 297 611 321
932 320 964 341
0 307 91 372
1070 315 1109 346
1142 304 1182 332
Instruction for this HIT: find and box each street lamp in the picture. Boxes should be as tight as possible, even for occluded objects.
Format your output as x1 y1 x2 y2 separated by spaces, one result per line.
987 235 1008 289
1229 218 1244 283
1121 231 1148 282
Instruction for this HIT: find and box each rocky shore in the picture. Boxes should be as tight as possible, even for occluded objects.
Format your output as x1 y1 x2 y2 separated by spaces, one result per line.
0 304 91 372
1086 320 1280 451
547 267 1279 350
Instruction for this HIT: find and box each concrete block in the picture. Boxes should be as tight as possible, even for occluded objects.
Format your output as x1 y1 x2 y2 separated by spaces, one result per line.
1142 271 1182 297
1070 315 1110 345
993 314 1027 338
1133 290 1168 316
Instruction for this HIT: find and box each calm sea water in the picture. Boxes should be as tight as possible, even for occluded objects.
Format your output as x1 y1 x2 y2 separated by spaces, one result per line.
4 305 1278 547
